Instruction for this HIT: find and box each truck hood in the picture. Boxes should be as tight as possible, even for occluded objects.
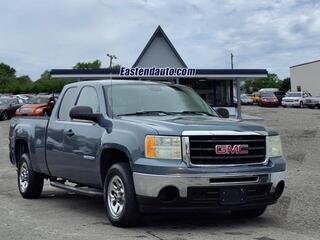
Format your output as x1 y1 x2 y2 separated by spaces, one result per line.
120 115 273 135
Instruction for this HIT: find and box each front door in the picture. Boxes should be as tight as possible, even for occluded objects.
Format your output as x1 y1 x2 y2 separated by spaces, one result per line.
61 86 103 186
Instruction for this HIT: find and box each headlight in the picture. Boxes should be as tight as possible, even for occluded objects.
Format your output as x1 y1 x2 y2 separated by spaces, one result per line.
145 135 181 159
35 109 43 113
267 135 283 157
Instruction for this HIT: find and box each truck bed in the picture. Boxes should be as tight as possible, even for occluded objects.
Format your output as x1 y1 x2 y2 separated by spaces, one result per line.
10 116 50 174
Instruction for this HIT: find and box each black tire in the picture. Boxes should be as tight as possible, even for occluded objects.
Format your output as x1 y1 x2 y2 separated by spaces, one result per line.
282 105 286 108
1 110 9 121
17 153 44 199
104 162 140 227
308 106 315 109
232 206 267 218
300 101 304 108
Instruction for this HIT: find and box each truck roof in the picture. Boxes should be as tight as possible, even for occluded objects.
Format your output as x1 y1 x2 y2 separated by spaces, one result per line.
66 79 167 88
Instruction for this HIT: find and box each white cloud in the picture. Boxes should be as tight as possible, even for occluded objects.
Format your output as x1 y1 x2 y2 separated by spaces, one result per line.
0 0 319 79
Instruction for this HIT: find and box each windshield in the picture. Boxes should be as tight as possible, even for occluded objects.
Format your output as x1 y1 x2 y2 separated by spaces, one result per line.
0 98 11 106
104 83 217 116
241 95 249 99
27 97 49 104
261 92 275 97
286 92 301 97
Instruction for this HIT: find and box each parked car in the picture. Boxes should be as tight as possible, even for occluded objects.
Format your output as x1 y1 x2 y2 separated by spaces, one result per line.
304 96 320 109
273 91 286 104
0 97 23 120
251 92 260 104
258 92 279 107
281 91 311 108
13 94 29 104
240 94 253 105
15 95 55 116
9 80 286 227
259 88 279 93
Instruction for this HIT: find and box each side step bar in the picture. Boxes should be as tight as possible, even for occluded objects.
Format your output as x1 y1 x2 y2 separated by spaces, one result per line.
50 181 103 197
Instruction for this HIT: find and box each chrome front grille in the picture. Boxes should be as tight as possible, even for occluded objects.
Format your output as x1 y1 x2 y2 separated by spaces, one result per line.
188 135 266 165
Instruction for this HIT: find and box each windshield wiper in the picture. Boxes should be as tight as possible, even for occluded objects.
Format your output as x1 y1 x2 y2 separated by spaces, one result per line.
117 111 172 116
170 111 216 116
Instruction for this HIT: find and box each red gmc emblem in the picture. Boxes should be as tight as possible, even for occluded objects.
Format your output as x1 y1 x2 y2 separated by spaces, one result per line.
215 144 249 155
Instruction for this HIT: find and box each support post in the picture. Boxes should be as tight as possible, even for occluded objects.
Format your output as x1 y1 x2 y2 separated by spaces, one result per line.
236 78 242 119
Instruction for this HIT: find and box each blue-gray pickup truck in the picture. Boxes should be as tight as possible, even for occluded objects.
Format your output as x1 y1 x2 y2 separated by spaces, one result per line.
9 80 286 227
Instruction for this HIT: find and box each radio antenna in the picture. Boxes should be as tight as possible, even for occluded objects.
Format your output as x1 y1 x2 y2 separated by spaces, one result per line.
110 74 113 119
107 53 117 118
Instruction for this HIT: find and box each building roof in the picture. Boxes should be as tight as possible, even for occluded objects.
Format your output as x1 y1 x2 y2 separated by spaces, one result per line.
50 68 268 80
290 59 320 68
132 25 187 68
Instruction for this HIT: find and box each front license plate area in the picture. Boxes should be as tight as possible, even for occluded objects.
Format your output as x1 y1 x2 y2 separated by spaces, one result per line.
219 188 247 205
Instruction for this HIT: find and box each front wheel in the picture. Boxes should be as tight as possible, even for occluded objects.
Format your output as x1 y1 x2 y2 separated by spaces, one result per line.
232 206 267 218
18 154 44 199
104 162 141 227
300 101 304 108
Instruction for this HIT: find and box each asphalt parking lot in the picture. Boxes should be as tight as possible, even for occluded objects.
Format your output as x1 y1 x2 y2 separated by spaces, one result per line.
0 106 319 240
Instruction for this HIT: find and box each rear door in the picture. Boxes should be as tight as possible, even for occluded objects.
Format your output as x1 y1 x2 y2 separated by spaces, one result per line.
46 87 78 179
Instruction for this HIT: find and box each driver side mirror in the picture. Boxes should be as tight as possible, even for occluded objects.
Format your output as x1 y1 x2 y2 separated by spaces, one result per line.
216 108 230 118
69 106 101 122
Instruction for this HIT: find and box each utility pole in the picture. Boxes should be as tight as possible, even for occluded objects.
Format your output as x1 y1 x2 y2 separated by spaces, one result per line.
107 53 117 68
231 53 234 69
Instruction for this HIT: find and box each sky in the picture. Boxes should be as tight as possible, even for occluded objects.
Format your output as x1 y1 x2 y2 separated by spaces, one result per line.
0 0 320 80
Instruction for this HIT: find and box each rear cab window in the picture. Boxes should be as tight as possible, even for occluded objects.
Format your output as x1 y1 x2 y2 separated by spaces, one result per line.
58 87 77 121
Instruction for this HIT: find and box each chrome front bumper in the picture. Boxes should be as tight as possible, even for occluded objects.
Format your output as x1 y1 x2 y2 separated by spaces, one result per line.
133 171 285 198
282 101 300 106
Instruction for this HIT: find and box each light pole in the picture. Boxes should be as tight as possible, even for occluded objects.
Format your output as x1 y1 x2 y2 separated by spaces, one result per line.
231 53 234 69
107 53 117 68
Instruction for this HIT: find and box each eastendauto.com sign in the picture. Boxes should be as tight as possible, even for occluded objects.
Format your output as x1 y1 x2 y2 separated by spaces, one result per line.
119 67 196 77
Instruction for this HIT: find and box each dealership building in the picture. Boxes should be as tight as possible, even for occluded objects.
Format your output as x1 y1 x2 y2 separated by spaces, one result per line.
290 60 320 96
51 26 267 119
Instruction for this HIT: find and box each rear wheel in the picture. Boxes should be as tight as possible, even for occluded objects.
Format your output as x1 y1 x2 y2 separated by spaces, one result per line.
104 162 140 227
1 111 8 120
232 206 267 218
18 154 44 199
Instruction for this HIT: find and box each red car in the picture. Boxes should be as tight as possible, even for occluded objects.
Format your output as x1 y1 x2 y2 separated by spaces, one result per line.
258 92 279 107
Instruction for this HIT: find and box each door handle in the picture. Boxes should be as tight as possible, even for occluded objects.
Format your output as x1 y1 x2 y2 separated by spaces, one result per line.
65 129 75 137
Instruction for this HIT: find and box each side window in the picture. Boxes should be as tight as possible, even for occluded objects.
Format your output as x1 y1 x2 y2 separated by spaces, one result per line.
76 86 100 113
58 87 77 121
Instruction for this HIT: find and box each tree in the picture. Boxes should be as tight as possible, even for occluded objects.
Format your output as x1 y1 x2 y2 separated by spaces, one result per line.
0 63 16 90
279 77 291 92
0 62 16 77
73 60 101 70
108 64 121 70
243 73 281 93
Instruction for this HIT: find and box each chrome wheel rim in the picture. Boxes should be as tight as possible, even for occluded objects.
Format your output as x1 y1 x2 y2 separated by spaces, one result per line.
19 162 29 193
107 175 125 219
2 112 8 120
